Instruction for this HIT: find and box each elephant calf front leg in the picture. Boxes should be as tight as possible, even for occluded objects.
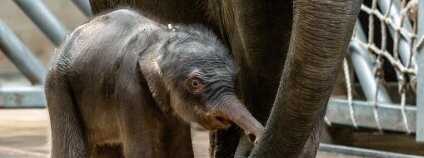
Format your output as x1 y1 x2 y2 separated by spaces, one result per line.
209 125 241 158
163 117 194 158
121 126 164 158
119 107 165 158
119 103 194 158
118 86 166 158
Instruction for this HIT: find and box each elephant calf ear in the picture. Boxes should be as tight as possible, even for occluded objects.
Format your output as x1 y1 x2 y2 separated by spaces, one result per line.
138 57 170 112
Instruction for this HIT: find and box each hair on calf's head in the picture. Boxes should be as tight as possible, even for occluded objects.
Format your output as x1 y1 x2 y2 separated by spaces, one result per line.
157 25 237 105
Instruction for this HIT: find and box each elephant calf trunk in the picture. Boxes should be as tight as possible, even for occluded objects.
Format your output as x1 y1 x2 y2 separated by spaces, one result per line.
208 95 264 144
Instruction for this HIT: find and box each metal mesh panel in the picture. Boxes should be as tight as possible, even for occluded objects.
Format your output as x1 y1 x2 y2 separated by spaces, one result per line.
327 0 423 134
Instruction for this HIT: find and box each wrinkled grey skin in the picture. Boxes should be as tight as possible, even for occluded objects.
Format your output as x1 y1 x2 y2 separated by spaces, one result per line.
45 9 263 158
90 0 362 157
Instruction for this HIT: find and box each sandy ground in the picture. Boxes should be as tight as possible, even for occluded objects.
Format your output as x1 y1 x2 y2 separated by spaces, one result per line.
0 109 363 158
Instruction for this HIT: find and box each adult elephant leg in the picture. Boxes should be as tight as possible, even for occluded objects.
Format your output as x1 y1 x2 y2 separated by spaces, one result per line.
206 1 293 157
250 0 361 157
298 105 326 157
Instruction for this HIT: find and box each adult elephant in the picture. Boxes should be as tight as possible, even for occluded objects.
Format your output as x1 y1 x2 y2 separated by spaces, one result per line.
89 0 361 157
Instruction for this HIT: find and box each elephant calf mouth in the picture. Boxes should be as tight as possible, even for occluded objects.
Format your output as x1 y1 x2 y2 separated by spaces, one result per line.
201 116 260 143
215 116 231 128
201 116 231 130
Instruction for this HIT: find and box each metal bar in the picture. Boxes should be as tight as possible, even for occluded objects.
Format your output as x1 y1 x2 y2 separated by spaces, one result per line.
0 21 46 85
319 143 424 158
327 99 416 132
0 86 46 108
72 0 92 17
416 0 424 142
378 0 417 70
352 21 376 65
14 0 69 46
349 39 392 103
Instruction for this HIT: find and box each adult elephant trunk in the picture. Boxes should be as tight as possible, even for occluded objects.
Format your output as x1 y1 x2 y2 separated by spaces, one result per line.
207 95 264 143
249 0 362 157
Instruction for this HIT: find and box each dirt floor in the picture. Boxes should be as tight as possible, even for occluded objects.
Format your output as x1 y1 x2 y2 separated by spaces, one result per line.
0 109 370 158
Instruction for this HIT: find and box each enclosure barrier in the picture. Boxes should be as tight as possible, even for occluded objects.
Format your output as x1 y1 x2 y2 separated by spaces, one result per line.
0 0 423 157
416 0 424 142
0 0 73 107
0 20 47 108
319 143 424 158
71 0 92 17
0 21 46 85
14 0 69 46
324 0 424 143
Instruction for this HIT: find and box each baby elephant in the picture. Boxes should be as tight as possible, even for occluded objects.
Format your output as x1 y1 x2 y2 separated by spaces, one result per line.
45 9 263 158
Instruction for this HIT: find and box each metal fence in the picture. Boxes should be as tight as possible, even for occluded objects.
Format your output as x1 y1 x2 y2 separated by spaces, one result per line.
325 0 424 142
0 0 89 108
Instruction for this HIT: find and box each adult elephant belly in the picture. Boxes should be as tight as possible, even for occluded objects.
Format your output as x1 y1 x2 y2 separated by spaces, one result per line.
89 0 361 157
204 2 292 157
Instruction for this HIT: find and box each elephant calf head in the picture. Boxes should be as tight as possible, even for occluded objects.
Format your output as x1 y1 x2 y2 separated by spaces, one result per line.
143 26 264 143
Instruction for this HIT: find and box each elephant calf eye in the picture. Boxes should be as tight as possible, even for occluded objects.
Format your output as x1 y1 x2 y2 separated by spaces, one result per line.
191 79 200 87
187 78 205 94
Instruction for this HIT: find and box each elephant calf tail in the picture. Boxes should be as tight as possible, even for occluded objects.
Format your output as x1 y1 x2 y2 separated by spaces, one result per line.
45 68 87 158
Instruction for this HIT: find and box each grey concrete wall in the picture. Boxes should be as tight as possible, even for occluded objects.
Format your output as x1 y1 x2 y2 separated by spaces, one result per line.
0 0 87 73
